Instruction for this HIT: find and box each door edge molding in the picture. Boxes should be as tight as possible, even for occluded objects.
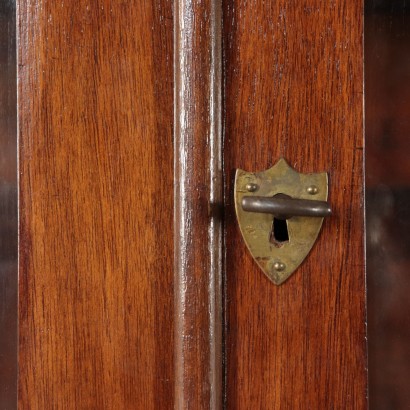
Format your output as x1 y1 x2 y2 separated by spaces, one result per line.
174 0 223 408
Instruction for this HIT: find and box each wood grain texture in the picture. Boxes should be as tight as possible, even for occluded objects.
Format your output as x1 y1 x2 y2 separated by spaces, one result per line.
223 1 367 408
18 1 174 408
174 0 223 408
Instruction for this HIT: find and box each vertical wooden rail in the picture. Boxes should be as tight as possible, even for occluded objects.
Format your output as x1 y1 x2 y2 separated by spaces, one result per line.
18 1 174 407
174 0 223 408
223 1 366 408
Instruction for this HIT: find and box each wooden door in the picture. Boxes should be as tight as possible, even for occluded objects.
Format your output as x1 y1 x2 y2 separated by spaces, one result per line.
223 2 366 408
18 1 174 408
3 0 367 408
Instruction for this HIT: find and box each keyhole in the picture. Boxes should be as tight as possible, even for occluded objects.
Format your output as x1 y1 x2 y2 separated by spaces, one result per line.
270 217 289 245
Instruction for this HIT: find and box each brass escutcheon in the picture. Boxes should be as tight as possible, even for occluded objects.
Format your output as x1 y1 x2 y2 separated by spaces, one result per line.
234 158 331 285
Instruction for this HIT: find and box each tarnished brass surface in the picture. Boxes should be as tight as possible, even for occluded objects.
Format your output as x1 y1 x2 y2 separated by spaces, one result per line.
241 195 331 219
234 158 328 285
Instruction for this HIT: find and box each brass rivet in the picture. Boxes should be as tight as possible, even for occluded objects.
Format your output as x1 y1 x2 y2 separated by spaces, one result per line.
307 185 319 195
246 183 258 192
273 261 286 272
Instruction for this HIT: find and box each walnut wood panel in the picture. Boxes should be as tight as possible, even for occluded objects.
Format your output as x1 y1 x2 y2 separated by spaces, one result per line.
223 2 366 408
18 1 173 408
174 0 223 408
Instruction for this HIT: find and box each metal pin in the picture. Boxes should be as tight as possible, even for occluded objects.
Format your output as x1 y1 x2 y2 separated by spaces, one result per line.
307 185 319 195
273 261 286 272
246 183 258 192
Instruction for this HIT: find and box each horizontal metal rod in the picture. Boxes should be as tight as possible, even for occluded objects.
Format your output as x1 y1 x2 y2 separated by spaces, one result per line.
241 196 332 219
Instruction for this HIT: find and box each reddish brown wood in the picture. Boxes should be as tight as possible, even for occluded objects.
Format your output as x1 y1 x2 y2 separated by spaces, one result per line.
223 1 367 408
174 0 223 408
16 0 367 407
18 1 174 408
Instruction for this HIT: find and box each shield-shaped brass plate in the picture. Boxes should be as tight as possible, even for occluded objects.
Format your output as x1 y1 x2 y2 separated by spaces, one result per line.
235 158 328 285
